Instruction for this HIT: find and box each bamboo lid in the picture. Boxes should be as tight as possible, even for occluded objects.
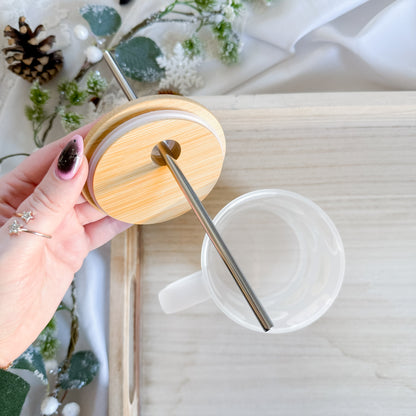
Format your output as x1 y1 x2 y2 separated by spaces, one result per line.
83 95 226 224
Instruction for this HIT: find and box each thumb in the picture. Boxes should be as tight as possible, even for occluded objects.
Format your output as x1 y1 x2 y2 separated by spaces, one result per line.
17 134 88 236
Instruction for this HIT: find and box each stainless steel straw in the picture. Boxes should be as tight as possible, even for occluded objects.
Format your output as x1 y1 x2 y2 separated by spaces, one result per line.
103 50 274 332
103 50 137 101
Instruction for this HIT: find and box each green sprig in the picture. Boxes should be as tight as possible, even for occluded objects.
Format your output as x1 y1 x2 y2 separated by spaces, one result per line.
194 0 218 10
116 0 246 64
182 35 203 57
59 110 83 132
212 20 241 63
29 81 50 106
58 81 88 106
25 81 52 147
86 71 108 97
34 318 59 361
230 0 244 14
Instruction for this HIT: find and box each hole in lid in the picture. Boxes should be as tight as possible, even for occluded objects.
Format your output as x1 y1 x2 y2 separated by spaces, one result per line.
151 140 181 166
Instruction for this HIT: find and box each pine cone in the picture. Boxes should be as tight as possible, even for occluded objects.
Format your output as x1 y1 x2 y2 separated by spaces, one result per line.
3 16 63 84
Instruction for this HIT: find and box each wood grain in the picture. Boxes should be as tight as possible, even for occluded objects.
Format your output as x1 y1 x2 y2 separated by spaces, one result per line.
83 95 226 224
93 118 223 224
111 92 416 416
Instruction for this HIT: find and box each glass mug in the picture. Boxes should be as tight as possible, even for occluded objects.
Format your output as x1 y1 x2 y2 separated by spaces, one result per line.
159 189 345 333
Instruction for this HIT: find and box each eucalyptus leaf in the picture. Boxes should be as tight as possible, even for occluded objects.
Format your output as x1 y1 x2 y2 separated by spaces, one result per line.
58 351 99 390
114 37 164 82
12 346 48 385
80 5 121 36
0 369 30 416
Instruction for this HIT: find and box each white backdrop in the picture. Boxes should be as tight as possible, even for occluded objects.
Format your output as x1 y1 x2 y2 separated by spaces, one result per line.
0 0 415 414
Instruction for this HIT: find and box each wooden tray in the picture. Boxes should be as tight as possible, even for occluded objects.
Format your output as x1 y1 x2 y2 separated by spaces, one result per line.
109 92 416 416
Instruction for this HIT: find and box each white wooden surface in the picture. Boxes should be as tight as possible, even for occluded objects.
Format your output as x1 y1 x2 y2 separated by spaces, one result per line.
118 92 416 415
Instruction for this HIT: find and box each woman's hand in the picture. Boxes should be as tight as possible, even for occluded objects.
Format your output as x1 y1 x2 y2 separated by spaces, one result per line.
0 124 131 366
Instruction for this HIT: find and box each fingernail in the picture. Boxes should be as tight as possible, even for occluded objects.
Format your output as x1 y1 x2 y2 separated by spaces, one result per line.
56 134 84 180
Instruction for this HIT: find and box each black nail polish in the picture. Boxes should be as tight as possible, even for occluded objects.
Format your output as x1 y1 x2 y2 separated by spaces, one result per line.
56 135 83 180
120 0 132 5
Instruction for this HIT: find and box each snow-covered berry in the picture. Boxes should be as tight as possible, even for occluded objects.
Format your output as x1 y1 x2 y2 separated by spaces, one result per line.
84 46 103 63
74 24 89 40
62 402 81 416
40 396 60 415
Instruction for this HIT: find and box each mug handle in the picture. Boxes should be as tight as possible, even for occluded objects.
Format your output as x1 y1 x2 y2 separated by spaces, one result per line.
158 271 210 314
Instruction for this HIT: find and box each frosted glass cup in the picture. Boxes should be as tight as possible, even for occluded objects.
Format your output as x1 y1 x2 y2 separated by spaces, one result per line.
159 189 345 333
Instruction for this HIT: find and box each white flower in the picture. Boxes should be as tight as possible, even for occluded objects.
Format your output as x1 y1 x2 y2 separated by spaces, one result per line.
44 359 58 374
223 5 236 22
157 43 204 95
40 396 60 415
62 402 81 416
74 24 89 40
84 45 103 64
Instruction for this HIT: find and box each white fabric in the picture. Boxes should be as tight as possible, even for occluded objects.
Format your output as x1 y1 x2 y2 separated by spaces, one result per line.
0 0 415 414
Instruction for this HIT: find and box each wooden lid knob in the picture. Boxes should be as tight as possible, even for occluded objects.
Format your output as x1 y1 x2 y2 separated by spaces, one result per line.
83 95 226 224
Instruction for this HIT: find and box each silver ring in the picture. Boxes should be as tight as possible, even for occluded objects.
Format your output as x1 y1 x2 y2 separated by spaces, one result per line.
15 210 34 223
8 220 51 239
